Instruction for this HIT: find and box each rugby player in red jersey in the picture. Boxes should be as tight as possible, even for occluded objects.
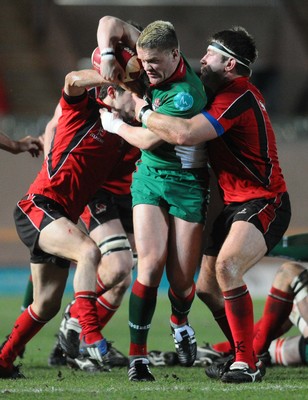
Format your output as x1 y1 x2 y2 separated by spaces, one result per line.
43 97 141 371
0 69 137 379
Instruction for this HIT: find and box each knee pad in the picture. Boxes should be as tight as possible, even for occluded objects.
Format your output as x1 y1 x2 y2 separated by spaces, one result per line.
98 234 131 256
290 269 308 303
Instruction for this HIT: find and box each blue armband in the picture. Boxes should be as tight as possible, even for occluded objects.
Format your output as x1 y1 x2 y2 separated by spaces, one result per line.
201 110 224 136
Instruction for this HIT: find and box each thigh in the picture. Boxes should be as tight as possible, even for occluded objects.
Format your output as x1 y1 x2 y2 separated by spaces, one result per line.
133 203 169 285
90 218 126 243
165 168 208 224
166 216 204 291
233 193 291 252
14 195 71 266
38 217 97 264
218 220 267 277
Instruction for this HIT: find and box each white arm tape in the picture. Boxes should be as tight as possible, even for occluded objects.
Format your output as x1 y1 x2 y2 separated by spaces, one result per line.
100 111 126 134
141 109 154 127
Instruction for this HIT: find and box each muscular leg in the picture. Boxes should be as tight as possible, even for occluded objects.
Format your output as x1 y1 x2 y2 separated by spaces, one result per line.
52 219 135 369
197 255 222 311
128 204 168 357
196 255 234 347
90 219 134 328
38 217 101 294
92 219 134 290
215 221 267 369
253 261 297 356
166 216 203 325
269 335 307 366
31 262 69 319
38 217 103 344
0 263 68 369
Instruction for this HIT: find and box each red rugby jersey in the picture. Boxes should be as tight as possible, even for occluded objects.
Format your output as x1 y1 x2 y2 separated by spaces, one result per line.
203 77 287 204
27 91 126 222
91 88 141 195
101 143 140 195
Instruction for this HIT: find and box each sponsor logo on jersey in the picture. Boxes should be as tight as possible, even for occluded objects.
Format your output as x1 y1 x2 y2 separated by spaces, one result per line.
173 92 194 111
90 128 105 144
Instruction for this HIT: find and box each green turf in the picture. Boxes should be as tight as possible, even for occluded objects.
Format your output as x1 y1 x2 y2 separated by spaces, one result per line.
0 294 307 400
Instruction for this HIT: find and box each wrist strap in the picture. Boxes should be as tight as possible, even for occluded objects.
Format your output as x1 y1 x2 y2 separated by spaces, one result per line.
141 109 153 126
101 47 115 60
138 104 152 121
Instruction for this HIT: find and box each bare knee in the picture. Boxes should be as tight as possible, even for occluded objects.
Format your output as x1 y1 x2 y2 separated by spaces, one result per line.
279 261 305 279
98 251 133 287
216 257 240 289
275 261 306 290
80 242 101 266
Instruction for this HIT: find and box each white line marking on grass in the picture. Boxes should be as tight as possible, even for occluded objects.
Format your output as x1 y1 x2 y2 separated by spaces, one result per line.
1 383 306 395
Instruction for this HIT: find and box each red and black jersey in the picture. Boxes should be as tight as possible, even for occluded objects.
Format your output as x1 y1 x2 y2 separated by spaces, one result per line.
202 77 287 203
101 144 140 195
87 86 141 195
27 90 127 223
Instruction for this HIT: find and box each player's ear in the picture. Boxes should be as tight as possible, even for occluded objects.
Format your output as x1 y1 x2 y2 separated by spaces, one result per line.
225 57 236 72
107 86 116 99
172 48 179 59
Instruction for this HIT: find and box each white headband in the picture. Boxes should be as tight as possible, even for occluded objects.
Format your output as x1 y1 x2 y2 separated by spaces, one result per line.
208 42 252 76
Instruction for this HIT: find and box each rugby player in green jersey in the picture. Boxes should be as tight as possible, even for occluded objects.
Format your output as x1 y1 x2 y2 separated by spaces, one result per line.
98 16 209 381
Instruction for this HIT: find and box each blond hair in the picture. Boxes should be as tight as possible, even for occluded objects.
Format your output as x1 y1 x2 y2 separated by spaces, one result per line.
137 20 179 52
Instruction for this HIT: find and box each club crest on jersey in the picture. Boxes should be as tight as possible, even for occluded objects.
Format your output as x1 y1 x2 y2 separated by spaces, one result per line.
153 98 161 110
173 92 194 111
95 203 107 214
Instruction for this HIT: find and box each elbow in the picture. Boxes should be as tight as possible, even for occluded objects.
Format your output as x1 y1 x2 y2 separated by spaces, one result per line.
176 130 194 146
175 120 195 146
65 71 78 86
176 134 187 146
98 15 112 26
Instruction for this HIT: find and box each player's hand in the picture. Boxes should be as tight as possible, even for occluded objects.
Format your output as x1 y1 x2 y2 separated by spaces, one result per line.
16 135 44 157
100 59 125 82
99 109 126 134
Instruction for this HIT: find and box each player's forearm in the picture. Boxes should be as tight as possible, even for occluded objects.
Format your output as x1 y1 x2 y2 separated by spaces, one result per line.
0 131 19 153
68 70 106 89
117 124 162 150
144 112 194 145
144 111 218 146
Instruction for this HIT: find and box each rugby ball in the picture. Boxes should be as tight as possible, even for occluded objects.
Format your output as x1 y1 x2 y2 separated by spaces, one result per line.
91 43 143 83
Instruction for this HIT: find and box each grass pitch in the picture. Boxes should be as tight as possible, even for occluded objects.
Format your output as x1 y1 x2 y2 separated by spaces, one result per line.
0 294 307 400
